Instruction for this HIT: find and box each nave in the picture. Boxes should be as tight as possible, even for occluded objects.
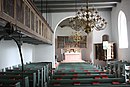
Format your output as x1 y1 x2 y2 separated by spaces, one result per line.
1 60 130 87
1 0 130 87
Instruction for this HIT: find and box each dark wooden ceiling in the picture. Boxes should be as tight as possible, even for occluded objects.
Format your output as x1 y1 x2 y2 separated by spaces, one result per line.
32 0 121 13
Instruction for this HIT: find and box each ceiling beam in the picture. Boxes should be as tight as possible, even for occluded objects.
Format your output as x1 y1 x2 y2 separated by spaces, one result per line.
33 0 121 4
33 0 120 13
35 4 116 8
41 8 112 13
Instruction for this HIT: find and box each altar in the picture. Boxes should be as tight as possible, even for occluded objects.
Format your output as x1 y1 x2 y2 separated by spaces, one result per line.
63 48 83 62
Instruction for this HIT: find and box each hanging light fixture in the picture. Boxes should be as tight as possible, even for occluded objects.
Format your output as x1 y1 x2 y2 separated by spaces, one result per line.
70 0 107 34
69 17 83 31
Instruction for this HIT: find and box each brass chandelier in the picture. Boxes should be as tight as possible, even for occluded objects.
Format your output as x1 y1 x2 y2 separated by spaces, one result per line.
69 0 107 34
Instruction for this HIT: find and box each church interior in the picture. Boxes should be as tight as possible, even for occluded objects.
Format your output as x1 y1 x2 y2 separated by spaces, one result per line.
1 0 130 87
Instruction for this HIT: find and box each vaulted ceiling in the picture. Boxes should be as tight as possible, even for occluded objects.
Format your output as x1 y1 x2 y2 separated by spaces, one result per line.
32 0 121 13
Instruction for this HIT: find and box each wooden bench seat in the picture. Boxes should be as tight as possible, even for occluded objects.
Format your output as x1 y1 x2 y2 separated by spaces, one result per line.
49 78 125 85
0 72 36 87
53 74 115 79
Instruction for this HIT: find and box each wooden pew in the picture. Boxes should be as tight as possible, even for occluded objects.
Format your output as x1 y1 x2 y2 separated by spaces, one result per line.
6 69 40 87
49 77 125 86
0 72 36 87
13 62 50 87
0 75 29 87
53 74 115 79
24 62 52 87
53 71 109 75
0 81 20 87
48 84 130 87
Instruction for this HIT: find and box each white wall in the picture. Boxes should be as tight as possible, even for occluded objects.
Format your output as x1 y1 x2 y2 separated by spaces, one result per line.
93 11 112 43
0 40 34 69
33 44 55 67
92 11 112 65
22 43 34 63
0 39 55 69
111 0 130 62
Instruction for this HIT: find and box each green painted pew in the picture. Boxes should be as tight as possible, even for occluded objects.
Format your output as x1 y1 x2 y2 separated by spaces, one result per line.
0 81 20 87
49 78 125 86
24 62 52 86
0 79 24 87
0 75 29 87
52 74 115 79
55 69 103 73
53 71 109 75
11 62 51 87
12 64 47 87
0 72 36 87
6 69 40 87
48 83 130 87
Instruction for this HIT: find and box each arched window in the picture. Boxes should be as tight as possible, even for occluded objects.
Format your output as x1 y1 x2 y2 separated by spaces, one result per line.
118 10 128 48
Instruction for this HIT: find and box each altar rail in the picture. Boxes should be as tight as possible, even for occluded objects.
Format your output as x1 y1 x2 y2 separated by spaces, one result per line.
0 0 53 44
